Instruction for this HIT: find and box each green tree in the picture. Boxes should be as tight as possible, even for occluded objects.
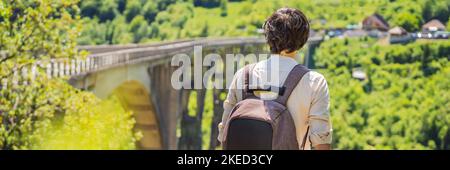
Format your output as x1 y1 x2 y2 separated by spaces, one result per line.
77 18 108 45
80 0 100 18
447 18 450 31
30 84 139 150
394 12 421 32
154 3 193 28
422 0 450 23
129 16 149 43
156 0 179 11
142 1 158 23
220 0 228 17
98 0 119 22
124 0 142 22
0 0 138 149
193 0 221 8
117 0 127 13
110 16 134 44
200 22 209 37
149 22 160 39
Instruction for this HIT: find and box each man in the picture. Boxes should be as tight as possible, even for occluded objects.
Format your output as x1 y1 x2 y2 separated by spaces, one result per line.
217 8 332 150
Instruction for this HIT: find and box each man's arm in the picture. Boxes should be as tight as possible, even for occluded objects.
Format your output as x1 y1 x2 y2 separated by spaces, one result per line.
313 144 331 150
307 72 333 150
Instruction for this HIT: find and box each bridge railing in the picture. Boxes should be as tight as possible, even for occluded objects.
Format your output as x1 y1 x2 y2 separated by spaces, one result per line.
75 37 268 73
0 36 322 90
0 58 97 89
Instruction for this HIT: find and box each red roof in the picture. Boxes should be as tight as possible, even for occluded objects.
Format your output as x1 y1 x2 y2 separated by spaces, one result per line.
422 19 446 31
389 26 408 35
362 13 390 31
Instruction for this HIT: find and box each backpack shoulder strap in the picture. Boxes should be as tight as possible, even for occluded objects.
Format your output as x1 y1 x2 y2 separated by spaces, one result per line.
275 64 310 105
242 63 257 100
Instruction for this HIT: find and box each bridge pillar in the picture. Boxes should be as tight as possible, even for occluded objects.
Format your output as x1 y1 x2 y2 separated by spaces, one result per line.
148 62 188 150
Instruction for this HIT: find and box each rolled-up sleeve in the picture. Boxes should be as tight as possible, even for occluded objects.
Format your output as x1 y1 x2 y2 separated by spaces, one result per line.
308 73 332 146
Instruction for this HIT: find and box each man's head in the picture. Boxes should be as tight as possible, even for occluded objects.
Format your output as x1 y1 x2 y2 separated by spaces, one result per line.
263 8 310 54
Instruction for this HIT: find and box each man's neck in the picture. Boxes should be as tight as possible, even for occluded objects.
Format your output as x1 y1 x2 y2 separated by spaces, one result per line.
279 50 297 59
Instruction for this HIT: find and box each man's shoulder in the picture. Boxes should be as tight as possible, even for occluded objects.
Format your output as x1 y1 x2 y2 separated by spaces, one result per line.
233 66 246 81
293 70 328 93
303 70 327 83
233 63 258 80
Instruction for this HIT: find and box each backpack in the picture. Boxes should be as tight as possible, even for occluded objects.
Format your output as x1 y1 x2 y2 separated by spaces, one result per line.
222 64 310 150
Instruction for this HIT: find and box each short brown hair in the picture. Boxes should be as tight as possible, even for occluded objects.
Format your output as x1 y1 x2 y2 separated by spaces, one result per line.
263 8 310 54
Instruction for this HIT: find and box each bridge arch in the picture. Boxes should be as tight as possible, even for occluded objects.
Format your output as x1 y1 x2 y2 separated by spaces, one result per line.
113 80 162 149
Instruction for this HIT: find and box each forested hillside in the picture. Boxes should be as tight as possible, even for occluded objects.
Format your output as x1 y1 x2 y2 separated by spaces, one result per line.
77 0 450 45
315 38 449 149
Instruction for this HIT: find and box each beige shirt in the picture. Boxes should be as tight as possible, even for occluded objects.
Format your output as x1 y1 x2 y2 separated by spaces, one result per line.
218 55 332 149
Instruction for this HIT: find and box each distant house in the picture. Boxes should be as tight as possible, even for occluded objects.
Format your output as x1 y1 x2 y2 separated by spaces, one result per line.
389 26 407 36
417 20 449 39
352 68 367 81
389 26 414 44
343 29 368 38
362 14 390 31
422 19 446 32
